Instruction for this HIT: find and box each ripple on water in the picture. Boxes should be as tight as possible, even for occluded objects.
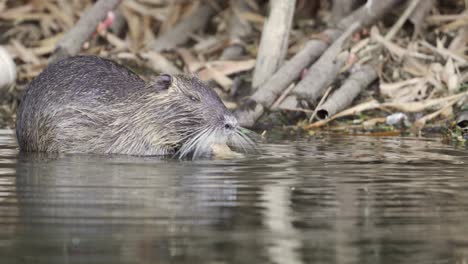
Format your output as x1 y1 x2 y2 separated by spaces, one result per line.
0 133 467 263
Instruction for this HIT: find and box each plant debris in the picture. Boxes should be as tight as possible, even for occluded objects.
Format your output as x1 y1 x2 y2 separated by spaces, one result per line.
0 0 466 140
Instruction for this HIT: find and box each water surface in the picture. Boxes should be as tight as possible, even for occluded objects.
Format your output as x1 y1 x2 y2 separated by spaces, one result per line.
0 130 467 264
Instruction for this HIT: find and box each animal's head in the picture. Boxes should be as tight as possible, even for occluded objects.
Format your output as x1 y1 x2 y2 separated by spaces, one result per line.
142 74 255 158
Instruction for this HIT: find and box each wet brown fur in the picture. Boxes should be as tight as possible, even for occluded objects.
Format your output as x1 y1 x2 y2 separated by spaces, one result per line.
16 56 238 156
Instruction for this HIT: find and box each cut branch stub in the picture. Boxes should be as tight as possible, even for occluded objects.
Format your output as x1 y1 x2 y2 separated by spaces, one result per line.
316 64 378 120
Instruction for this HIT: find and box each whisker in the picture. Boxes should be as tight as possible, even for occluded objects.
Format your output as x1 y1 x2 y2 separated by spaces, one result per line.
177 127 210 159
192 128 212 159
232 132 250 153
177 123 258 160
228 128 257 153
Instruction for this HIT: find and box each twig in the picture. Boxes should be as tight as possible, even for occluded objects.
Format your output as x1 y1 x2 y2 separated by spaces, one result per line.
49 0 123 63
98 30 127 50
277 107 313 113
371 26 435 60
448 24 468 52
307 91 468 129
411 96 464 134
309 85 333 122
420 40 468 64
271 83 295 109
236 0 402 127
409 0 435 38
426 13 468 23
385 0 421 40
10 39 41 65
203 64 234 91
306 100 381 129
382 92 468 112
198 59 256 80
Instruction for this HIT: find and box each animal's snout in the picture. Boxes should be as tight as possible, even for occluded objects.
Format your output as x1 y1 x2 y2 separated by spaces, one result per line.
223 115 238 131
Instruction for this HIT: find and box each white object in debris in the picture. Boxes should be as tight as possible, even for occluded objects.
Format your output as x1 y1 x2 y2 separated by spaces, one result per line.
386 112 410 126
0 46 16 91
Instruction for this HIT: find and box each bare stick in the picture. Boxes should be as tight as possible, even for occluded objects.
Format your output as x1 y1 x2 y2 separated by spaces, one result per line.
412 96 464 134
316 64 378 120
292 22 360 104
308 91 468 129
251 0 296 89
236 0 402 127
385 0 421 40
220 0 253 60
409 0 435 38
457 110 468 128
49 0 123 63
236 29 342 127
420 40 467 64
448 24 468 52
310 85 333 122
150 2 215 52
271 83 295 109
306 100 380 129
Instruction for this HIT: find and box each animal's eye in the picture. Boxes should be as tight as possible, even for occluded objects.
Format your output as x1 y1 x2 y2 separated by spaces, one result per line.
189 95 199 102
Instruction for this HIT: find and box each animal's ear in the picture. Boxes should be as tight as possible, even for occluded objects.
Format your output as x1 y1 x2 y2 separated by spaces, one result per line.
154 74 172 90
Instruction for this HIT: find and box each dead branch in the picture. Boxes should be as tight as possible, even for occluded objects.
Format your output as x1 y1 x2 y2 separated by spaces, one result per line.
310 86 333 121
457 110 468 128
236 0 402 127
331 0 358 22
448 25 468 52
198 60 256 80
150 2 216 52
411 95 463 133
409 0 435 38
307 91 468 129
382 92 468 112
235 29 342 127
307 100 380 129
251 0 296 89
316 64 378 120
420 40 467 64
370 26 435 60
109 9 127 36
49 0 123 63
220 0 253 60
384 0 421 41
292 23 359 104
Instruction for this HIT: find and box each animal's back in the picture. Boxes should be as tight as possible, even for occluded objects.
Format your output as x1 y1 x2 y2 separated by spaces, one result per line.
16 56 146 152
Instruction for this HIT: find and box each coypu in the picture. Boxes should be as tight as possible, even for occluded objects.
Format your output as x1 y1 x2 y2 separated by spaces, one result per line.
16 55 254 158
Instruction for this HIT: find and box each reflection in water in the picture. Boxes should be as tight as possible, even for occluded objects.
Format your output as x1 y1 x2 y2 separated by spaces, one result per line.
0 133 467 263
12 154 246 263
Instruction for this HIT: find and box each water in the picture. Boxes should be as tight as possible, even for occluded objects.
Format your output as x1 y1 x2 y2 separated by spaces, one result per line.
0 130 467 264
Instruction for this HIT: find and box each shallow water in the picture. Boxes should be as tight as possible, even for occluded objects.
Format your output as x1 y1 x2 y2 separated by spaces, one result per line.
0 130 467 264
